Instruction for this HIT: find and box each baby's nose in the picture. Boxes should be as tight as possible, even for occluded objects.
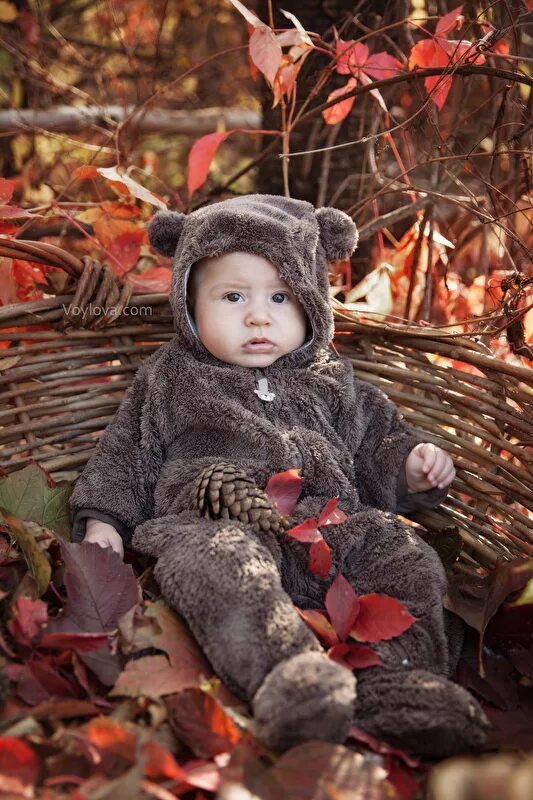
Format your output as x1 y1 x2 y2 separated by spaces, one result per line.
245 306 271 325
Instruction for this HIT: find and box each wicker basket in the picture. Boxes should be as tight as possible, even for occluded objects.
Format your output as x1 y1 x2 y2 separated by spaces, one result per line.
1 238 531 573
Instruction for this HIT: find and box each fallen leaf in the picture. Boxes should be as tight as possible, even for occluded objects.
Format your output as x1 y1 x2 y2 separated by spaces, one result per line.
325 573 360 642
46 541 138 685
0 510 51 596
350 594 417 643
7 596 48 647
264 468 304 515
317 496 347 527
0 463 72 540
165 688 242 759
295 607 338 647
266 741 388 797
308 538 331 578
39 632 111 653
0 738 39 797
328 643 382 669
286 518 322 543
111 654 204 700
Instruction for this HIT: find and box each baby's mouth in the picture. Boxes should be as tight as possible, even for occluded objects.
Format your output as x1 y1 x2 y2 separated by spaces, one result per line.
244 338 275 351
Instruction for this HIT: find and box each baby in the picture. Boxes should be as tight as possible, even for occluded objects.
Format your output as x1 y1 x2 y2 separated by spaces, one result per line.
70 194 489 757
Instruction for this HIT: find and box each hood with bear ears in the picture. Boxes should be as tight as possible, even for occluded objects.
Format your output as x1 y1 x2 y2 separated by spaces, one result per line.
147 194 358 371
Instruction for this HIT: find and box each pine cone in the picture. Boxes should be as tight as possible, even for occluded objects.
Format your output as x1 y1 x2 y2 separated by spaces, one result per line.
192 462 290 534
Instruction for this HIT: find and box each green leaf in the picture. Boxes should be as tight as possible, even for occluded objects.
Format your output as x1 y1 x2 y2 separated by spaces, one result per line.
0 464 72 540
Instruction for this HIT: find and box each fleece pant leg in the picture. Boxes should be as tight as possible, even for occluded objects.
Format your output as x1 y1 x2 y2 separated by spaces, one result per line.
329 510 490 757
135 514 324 700
133 513 356 750
338 509 451 675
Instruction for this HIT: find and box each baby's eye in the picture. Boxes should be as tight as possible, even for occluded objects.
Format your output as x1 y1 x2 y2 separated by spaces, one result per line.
224 292 243 303
272 292 289 303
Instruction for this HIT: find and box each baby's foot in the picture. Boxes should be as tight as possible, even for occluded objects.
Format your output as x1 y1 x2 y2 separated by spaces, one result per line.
351 666 491 759
251 651 356 751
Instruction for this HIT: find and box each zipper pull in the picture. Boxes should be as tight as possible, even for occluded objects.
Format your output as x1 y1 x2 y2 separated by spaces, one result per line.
254 368 276 402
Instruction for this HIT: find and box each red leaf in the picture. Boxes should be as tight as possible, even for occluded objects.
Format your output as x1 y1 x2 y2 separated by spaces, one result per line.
129 266 172 293
309 539 332 578
317 495 347 527
386 759 420 800
0 738 39 796
325 573 360 641
83 716 131 749
409 38 451 109
107 228 146 275
165 688 242 759
322 78 357 125
74 165 99 180
0 178 16 203
145 740 188 782
363 51 403 80
40 632 111 653
335 39 368 76
347 726 422 768
0 221 18 235
350 593 416 643
7 596 48 647
409 35 485 110
249 25 282 86
187 131 231 198
435 4 464 37
286 518 322 543
0 204 40 219
295 607 338 646
264 468 304 515
111 654 203 699
12 258 48 302
6 654 83 703
180 760 220 793
48 541 138 635
46 541 137 685
328 643 382 669
4 663 49 705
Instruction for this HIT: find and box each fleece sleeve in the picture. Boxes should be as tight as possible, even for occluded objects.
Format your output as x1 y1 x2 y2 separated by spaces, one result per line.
335 362 448 513
69 362 164 543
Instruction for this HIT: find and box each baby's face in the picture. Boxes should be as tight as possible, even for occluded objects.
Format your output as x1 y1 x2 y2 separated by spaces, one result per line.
188 252 308 367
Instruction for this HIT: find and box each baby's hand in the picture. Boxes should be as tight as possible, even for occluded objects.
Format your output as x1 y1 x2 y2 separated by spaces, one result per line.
84 518 124 559
405 443 456 493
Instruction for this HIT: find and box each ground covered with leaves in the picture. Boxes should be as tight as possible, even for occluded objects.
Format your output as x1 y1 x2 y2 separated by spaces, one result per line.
0 463 531 798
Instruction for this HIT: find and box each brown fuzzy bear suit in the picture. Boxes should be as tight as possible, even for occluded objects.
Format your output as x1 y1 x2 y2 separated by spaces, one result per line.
70 194 489 757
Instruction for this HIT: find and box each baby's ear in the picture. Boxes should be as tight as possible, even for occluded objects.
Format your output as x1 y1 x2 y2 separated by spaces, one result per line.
316 207 358 260
147 210 186 258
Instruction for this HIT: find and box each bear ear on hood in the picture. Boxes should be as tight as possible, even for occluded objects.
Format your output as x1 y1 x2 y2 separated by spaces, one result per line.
147 210 186 258
316 206 358 261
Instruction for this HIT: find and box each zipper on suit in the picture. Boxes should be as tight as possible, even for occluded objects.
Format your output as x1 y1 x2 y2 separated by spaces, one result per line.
254 368 276 420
